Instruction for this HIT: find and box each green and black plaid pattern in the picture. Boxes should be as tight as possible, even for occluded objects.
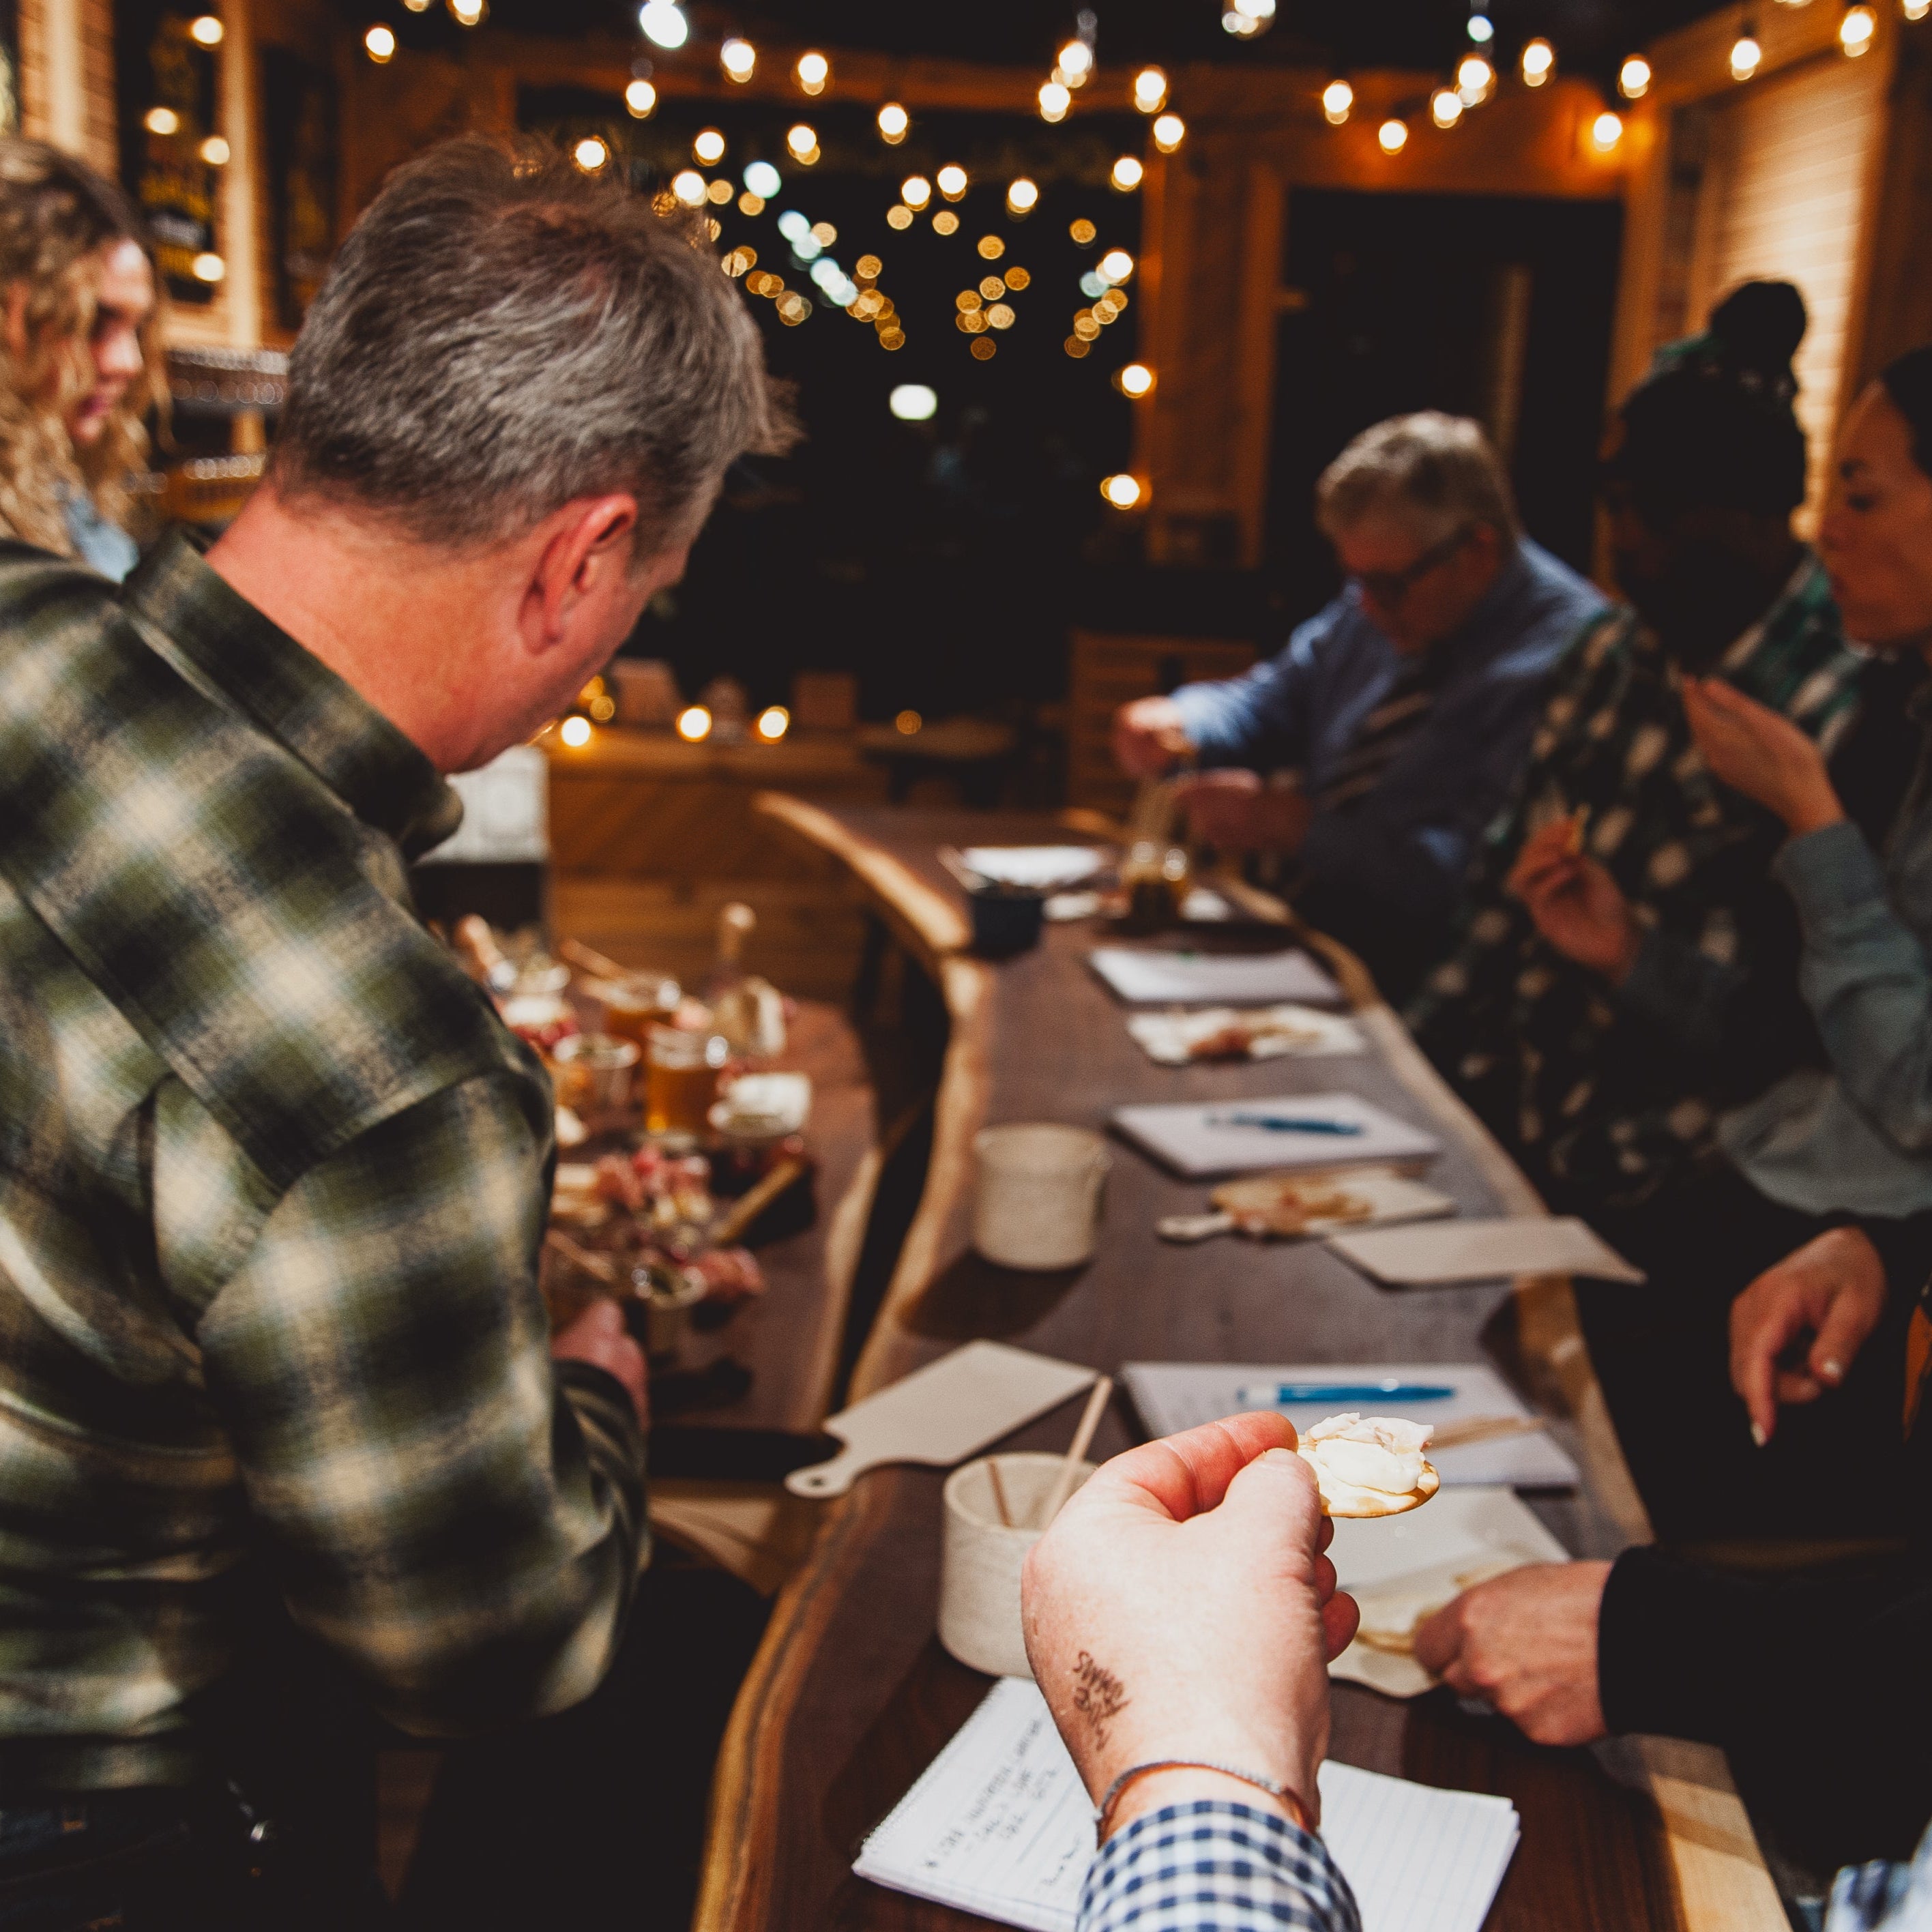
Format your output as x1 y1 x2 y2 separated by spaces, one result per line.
0 533 643 1790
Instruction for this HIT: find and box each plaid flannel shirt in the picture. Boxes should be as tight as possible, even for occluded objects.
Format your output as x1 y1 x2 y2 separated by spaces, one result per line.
1079 1803 1360 1932
0 531 644 1791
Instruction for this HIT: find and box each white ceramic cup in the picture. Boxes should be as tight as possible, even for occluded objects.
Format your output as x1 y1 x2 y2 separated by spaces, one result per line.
971 1123 1109 1270
939 1452 1096 1679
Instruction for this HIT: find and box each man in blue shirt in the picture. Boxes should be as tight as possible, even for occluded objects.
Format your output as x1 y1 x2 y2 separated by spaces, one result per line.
1113 413 1604 995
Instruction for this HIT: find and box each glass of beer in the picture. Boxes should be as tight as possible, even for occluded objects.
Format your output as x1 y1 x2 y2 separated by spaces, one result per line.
645 1025 729 1137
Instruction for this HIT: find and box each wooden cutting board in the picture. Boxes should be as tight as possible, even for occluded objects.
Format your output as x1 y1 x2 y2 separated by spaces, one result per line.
785 1341 1099 1498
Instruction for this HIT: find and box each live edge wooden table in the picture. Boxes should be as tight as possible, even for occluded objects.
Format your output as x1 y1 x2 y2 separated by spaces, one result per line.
692 801 1785 1932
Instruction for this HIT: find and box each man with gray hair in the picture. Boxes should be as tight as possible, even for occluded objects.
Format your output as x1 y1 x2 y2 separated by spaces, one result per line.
0 136 785 1923
1114 412 1602 993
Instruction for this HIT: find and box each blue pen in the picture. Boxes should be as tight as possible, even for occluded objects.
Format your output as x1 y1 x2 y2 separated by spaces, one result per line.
1208 1113 1364 1136
1235 1380 1457 1406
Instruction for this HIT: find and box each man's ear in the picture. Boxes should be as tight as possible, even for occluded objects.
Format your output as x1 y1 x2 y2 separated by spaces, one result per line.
522 494 639 656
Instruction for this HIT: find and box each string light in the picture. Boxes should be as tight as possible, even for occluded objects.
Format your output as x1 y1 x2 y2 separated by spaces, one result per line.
896 710 922 735
1457 52 1496 102
1521 37 1555 84
144 105 181 133
693 128 725 164
1115 362 1155 396
1152 113 1186 151
756 707 790 741
877 102 909 143
670 167 705 204
1222 0 1275 36
1591 110 1624 149
192 252 225 282
1070 218 1097 244
637 0 686 48
1133 67 1168 111
1098 247 1135 283
787 124 819 162
1057 39 1094 85
1467 10 1495 40
937 163 968 200
720 38 755 80
901 175 933 211
1906 0 1929 20
1619 54 1652 98
1731 20 1762 76
188 14 223 45
890 384 938 420
625 78 656 117
1431 87 1464 127
449 0 484 23
1007 177 1039 214
1378 117 1409 153
1100 475 1145 508
1841 3 1877 51
675 705 713 743
362 25 394 61
1110 155 1144 191
559 716 594 748
1039 80 1071 121
199 134 229 165
1322 78 1353 124
795 50 830 94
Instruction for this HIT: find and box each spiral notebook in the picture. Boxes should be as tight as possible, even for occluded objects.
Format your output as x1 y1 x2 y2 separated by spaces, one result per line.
855 1678 1519 1932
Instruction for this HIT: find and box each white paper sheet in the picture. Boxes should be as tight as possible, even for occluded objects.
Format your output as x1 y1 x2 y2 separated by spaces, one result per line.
855 1678 1521 1932
1111 1091 1443 1178
1117 1361 1579 1489
1089 946 1345 1007
962 847 1107 890
1326 1216 1645 1287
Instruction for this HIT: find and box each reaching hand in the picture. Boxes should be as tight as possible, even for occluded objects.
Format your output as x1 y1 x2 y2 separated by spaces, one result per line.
551 1298 648 1432
1112 697 1195 780
1729 1227 1888 1446
1682 677 1845 837
1506 818 1643 982
1172 770 1314 854
1022 1413 1357 1841
1413 1562 1612 1745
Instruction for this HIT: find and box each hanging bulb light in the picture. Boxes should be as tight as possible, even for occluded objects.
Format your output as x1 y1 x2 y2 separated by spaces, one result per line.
720 38 755 81
636 1 686 49
1322 78 1353 123
1619 54 1652 98
1731 18 1763 76
1039 79 1071 121
936 163 969 200
692 128 725 164
625 77 656 117
1906 0 1930 23
1520 37 1555 84
1132 67 1168 111
1457 50 1496 102
576 136 613 173
877 101 909 143
1152 113 1186 151
795 50 830 94
1006 177 1039 214
1840 3 1878 51
1431 86 1464 127
1467 10 1495 40
1057 38 1094 85
901 173 933 210
363 23 395 61
1110 154 1144 190
1591 110 1624 149
1378 117 1409 153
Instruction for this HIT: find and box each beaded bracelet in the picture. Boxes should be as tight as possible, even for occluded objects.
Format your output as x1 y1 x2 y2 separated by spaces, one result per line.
1092 1759 1313 1838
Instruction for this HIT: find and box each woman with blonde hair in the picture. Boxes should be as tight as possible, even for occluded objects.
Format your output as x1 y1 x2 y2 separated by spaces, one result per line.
0 138 159 579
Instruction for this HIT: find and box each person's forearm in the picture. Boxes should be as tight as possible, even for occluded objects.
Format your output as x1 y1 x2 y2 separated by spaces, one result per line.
1079 1800 1361 1932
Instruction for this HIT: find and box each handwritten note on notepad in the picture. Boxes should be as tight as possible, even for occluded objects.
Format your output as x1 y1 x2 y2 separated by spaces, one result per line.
855 1678 1519 1932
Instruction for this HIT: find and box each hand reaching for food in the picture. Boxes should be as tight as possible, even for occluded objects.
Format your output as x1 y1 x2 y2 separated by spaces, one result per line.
1682 677 1846 837
1506 815 1643 982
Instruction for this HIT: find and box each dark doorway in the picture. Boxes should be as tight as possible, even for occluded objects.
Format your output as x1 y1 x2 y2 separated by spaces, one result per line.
1267 188 1623 626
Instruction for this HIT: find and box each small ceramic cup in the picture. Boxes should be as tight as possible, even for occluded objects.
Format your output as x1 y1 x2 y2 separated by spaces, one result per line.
971 1123 1110 1270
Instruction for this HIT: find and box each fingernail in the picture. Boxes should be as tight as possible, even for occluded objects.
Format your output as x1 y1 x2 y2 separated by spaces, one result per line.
1749 1422 1767 1448
1820 1358 1844 1385
1259 1448 1298 1466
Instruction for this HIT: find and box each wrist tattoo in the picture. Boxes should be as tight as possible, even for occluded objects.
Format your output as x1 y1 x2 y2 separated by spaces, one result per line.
1070 1651 1130 1747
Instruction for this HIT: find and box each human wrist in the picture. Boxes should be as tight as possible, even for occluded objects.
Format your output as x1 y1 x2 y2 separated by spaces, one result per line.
1099 1764 1311 1843
1781 780 1846 840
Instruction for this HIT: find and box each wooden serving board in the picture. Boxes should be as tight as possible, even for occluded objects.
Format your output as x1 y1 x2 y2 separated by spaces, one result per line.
784 1341 1098 1498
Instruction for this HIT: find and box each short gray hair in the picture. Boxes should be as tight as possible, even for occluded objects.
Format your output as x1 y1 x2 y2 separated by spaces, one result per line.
1315 412 1520 547
272 136 791 553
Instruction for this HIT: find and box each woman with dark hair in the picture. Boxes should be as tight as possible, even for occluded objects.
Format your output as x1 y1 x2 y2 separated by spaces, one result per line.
0 138 160 579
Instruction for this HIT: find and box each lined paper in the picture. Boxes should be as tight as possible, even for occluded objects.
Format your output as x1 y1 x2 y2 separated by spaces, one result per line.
855 1678 1521 1932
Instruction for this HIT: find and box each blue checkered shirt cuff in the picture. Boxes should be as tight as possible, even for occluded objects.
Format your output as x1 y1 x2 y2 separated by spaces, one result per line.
1826 1822 1932 1931
1077 1800 1361 1932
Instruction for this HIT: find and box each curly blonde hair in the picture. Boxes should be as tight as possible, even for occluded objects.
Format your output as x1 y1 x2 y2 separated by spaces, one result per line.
0 138 162 555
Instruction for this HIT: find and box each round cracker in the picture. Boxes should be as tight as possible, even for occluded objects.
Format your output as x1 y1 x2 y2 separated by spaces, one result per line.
1318 1461 1439 1519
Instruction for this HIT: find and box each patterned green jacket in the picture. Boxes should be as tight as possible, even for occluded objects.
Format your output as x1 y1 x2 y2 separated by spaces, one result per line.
0 531 644 1791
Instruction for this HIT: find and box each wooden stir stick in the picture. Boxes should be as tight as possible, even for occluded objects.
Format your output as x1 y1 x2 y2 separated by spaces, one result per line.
1036 1375 1113 1528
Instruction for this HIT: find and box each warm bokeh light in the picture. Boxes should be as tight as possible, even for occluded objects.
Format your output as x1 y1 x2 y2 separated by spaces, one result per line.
890 383 938 420
638 0 686 48
744 160 780 196
676 705 714 743
1731 27 1762 77
670 168 705 205
1115 362 1155 397
895 709 923 735
1841 3 1877 52
786 124 818 159
1907 0 1931 22
686 129 722 166
886 205 913 229
1070 218 1097 245
189 14 224 45
1431 87 1464 127
626 78 657 117
795 50 830 93
1100 474 1144 508
559 716 594 748
1152 113 1186 151
937 163 969 200
877 101 909 142
1378 117 1409 153
1098 247 1135 283
1039 80 1071 121
1457 51 1495 100
1110 155 1144 191
720 38 755 80
1591 110 1624 149
810 220 837 246
1133 66 1168 111
1521 37 1555 83
1006 177 1039 214
1321 78 1353 124
449 0 484 24
933 209 960 235
1005 265 1031 289
200 134 229 165
575 136 611 172
1619 55 1652 98
901 173 933 210
1467 11 1495 41
1057 39 1094 83
755 706 790 741
362 23 395 60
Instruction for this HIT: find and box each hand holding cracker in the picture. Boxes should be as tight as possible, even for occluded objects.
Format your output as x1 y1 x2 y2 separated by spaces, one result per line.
1296 1414 1439 1517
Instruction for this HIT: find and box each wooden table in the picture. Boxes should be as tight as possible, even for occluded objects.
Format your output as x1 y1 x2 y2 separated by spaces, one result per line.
694 802 1784 1932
